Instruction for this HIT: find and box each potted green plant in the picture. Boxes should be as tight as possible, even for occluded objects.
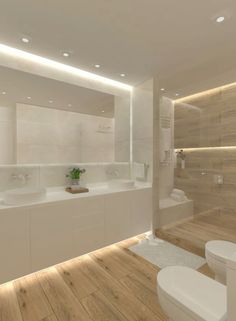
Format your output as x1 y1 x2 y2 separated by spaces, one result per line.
66 167 86 189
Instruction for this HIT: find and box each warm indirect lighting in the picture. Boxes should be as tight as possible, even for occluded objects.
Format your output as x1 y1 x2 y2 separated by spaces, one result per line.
94 64 101 68
2 91 6 95
175 82 236 103
175 146 236 151
49 100 53 103
62 52 70 57
120 73 126 77
22 37 30 43
161 88 165 91
0 44 132 91
216 16 225 23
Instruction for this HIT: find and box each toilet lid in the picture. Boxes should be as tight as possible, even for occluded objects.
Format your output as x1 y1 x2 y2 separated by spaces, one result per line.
158 266 227 321
206 240 236 263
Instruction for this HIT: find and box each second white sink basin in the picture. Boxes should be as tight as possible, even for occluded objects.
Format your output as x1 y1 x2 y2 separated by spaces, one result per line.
108 179 135 189
4 187 47 205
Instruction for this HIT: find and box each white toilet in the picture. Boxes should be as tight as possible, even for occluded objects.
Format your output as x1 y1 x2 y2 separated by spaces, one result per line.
157 266 227 321
206 240 236 284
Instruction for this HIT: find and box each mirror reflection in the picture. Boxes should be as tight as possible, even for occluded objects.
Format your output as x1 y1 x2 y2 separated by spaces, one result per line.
0 66 130 164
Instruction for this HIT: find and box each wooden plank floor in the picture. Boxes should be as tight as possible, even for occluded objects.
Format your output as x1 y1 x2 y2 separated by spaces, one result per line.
1 210 234 321
156 209 236 257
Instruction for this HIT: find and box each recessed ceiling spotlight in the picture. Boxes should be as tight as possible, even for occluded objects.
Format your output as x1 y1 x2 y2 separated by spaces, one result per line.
2 91 6 95
101 110 105 113
175 93 180 96
22 37 30 43
216 16 225 23
161 88 165 91
27 96 31 100
49 100 53 103
62 52 70 57
120 73 126 77
94 64 101 68
68 103 72 107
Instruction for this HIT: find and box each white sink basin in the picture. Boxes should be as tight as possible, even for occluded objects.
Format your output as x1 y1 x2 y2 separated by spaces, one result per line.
4 187 47 205
108 179 135 189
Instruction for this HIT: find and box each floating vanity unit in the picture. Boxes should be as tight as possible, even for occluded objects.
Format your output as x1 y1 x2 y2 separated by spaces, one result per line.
0 183 151 284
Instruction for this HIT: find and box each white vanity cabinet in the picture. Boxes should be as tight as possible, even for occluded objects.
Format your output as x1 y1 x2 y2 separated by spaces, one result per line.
71 196 106 256
0 186 152 284
104 191 133 244
0 208 30 284
30 202 74 272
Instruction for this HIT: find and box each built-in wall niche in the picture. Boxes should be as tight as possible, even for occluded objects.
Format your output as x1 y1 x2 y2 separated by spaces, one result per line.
0 65 131 164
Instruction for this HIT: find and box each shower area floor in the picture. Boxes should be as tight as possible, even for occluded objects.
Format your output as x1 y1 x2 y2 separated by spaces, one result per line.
156 209 236 257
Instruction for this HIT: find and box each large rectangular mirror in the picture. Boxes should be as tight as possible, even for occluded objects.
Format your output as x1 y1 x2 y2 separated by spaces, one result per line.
0 65 130 164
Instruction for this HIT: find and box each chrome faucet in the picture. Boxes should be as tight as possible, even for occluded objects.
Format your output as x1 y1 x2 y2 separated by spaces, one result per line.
11 173 31 185
106 168 120 178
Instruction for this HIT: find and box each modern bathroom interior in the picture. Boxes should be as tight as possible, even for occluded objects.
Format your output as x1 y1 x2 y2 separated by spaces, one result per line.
1 1 236 321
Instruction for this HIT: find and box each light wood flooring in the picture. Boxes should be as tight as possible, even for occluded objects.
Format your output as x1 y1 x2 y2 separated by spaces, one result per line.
1 209 236 321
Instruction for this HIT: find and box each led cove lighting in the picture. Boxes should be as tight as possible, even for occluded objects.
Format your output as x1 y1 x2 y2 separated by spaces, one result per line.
175 82 236 103
216 16 225 23
175 146 236 151
0 44 132 91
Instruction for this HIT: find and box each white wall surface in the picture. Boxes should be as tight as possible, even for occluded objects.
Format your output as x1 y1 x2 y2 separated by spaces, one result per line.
0 162 131 192
16 104 115 163
159 97 174 199
114 96 130 161
132 79 153 181
0 106 15 164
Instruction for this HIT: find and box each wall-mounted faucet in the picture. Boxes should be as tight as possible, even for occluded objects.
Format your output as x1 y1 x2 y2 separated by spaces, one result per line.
106 168 120 178
176 149 186 169
11 173 31 185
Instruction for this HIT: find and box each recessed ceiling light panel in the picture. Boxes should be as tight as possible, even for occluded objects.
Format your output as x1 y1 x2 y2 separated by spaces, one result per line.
21 37 30 43
62 52 70 57
216 16 225 23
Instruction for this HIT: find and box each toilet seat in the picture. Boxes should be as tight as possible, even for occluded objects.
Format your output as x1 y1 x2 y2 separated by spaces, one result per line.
206 240 236 284
157 266 227 321
206 240 236 263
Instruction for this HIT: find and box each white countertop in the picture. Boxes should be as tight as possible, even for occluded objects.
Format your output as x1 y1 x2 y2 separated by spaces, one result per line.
0 182 152 210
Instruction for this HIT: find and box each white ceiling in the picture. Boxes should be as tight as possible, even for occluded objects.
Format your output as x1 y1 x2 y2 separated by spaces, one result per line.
0 66 114 117
0 1 236 97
